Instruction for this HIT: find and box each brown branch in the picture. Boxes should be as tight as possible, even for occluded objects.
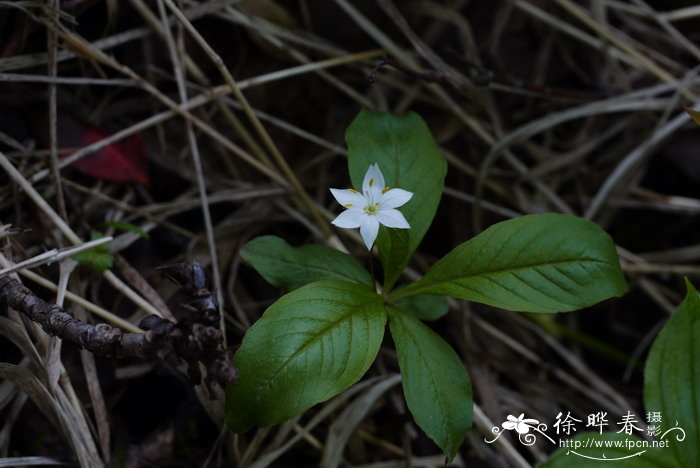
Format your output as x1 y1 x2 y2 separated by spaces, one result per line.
0 262 236 393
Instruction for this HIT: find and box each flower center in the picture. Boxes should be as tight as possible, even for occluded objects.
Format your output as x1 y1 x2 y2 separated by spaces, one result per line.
364 203 379 215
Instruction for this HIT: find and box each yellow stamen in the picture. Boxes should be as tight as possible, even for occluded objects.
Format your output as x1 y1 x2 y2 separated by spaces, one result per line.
369 178 374 187
382 186 390 194
349 188 358 193
344 203 353 207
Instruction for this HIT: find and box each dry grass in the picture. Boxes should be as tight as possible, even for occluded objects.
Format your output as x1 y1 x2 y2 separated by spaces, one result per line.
0 0 699 466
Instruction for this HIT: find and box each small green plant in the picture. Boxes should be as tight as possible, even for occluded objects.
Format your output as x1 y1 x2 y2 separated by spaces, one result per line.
73 231 113 273
541 280 699 467
73 222 146 273
100 220 150 239
225 109 628 459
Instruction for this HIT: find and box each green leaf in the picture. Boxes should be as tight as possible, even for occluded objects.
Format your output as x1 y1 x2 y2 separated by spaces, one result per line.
539 432 675 468
393 295 449 321
90 252 114 272
644 279 700 467
346 110 446 291
73 232 113 273
225 280 386 433
388 308 472 459
393 214 628 313
240 236 373 291
376 228 410 292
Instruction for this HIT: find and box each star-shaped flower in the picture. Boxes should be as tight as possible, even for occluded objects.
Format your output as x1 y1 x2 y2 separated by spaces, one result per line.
330 164 413 250
502 414 540 434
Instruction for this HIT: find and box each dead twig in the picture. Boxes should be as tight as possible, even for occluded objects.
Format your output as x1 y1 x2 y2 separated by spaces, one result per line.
0 262 236 392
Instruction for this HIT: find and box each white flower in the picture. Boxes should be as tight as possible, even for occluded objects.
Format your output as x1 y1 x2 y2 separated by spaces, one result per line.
502 414 540 434
330 164 413 250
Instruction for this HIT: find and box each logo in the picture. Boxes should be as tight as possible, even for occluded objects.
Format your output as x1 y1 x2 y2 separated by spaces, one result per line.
484 411 686 462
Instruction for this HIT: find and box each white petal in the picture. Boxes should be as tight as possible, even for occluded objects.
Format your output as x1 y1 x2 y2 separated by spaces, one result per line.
330 188 366 208
502 422 517 430
379 188 413 209
331 209 365 228
359 216 379 250
376 209 410 229
515 424 531 434
362 164 386 197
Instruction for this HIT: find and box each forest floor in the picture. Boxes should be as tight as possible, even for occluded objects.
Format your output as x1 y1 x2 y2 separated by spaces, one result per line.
0 1 699 467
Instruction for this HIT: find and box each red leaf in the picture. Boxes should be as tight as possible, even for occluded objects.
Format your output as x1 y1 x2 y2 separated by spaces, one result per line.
71 126 150 187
